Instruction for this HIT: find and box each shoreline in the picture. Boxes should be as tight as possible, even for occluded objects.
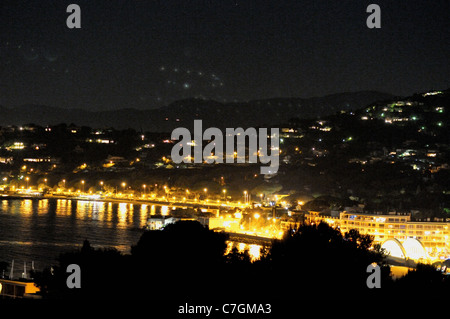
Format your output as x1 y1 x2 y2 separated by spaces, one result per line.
0 193 238 211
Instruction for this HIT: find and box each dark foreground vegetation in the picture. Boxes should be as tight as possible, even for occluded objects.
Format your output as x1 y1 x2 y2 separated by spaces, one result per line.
31 221 450 300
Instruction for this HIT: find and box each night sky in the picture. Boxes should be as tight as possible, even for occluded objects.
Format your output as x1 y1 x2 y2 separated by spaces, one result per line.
1 0 449 110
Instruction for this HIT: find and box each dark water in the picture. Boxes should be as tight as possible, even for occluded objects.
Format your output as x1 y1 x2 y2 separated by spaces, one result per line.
0 199 166 278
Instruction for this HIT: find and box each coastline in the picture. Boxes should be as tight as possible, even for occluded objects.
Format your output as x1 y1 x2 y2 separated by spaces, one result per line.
0 193 238 211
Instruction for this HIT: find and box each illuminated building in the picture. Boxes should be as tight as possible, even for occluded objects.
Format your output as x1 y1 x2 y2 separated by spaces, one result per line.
282 211 450 262
147 216 180 230
0 157 13 164
23 157 53 163
6 142 25 150
0 279 40 299
338 212 450 260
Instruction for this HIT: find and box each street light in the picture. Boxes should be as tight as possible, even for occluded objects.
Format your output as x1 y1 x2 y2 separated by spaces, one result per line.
244 190 248 205
25 177 29 189
143 184 146 196
81 180 85 193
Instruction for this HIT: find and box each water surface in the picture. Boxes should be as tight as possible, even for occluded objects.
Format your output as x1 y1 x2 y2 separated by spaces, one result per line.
0 199 160 278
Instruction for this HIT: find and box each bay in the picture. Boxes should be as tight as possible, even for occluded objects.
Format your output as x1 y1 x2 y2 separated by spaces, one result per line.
0 199 158 278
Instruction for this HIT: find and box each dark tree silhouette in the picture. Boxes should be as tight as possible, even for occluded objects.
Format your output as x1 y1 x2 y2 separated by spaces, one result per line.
256 222 391 298
33 220 450 300
392 263 450 298
130 220 229 299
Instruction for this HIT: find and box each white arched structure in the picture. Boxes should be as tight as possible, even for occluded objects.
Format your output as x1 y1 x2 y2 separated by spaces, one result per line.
381 238 406 259
381 237 428 261
403 238 428 260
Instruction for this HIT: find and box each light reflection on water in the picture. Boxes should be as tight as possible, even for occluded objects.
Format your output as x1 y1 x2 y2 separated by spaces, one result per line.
0 199 157 278
226 241 263 262
0 199 265 279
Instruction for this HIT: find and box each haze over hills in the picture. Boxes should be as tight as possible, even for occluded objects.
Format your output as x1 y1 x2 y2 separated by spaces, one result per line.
0 91 396 132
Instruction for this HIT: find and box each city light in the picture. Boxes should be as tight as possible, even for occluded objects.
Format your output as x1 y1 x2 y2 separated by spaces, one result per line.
0 2 448 299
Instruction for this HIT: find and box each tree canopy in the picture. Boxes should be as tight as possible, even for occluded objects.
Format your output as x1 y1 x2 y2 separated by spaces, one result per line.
31 220 450 300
